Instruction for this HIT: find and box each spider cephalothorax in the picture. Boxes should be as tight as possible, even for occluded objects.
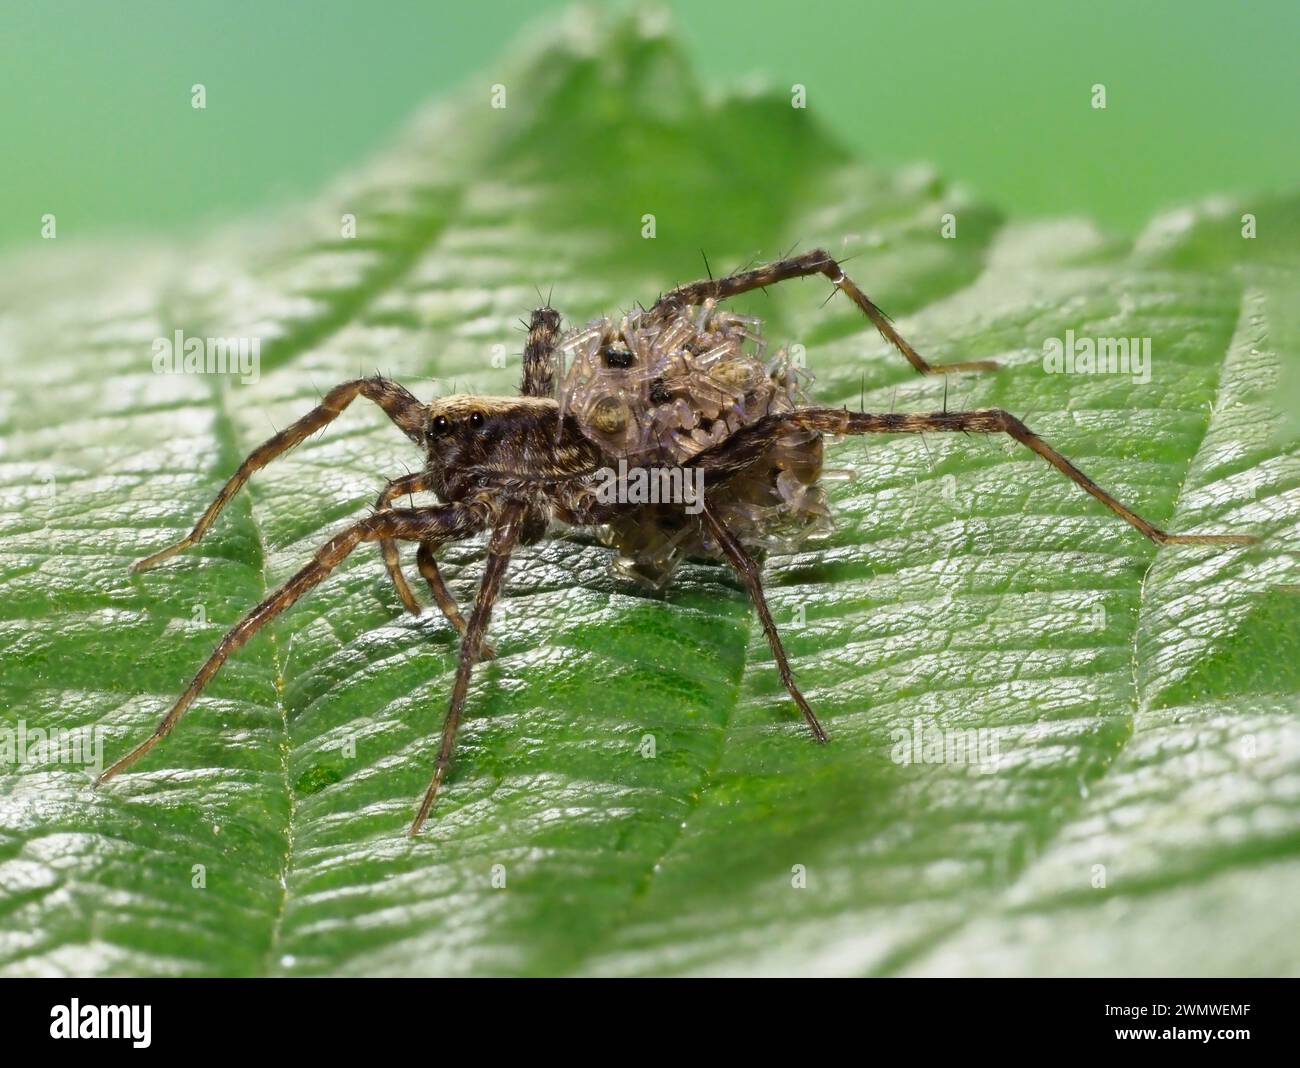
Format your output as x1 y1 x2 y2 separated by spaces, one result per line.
99 249 1254 834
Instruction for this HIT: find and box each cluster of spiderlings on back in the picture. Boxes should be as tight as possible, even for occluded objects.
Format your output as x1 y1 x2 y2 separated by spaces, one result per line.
556 300 836 588
557 299 809 464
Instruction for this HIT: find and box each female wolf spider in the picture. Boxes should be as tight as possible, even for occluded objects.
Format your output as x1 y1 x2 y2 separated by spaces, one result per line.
98 250 1253 834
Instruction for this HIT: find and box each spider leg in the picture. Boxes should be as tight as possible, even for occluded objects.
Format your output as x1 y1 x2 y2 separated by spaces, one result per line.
376 471 435 615
371 470 498 658
410 501 527 835
696 407 1255 547
97 505 482 784
520 306 561 398
416 540 497 660
700 502 828 743
131 377 427 574
651 248 997 375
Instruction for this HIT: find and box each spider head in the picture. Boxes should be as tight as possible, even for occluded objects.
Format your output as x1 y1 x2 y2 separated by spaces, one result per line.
427 394 521 452
424 395 594 488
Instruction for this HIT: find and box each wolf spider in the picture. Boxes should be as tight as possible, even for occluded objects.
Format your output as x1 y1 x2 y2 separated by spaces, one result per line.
98 250 1253 834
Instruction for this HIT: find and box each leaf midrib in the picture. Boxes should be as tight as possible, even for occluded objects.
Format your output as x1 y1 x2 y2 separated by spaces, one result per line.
171 241 456 973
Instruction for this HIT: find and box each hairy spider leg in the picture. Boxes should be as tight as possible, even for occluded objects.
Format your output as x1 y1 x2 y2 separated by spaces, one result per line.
696 407 1256 547
415 540 496 660
651 248 998 375
792 407 1257 545
377 470 437 614
130 376 427 574
410 501 527 835
373 471 495 658
700 503 828 743
683 407 1253 745
97 505 483 785
520 306 562 398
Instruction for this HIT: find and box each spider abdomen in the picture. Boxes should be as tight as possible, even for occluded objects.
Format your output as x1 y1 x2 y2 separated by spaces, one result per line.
557 301 832 587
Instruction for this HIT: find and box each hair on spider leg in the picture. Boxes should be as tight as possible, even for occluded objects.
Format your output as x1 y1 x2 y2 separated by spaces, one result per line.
726 253 757 277
102 251 1257 834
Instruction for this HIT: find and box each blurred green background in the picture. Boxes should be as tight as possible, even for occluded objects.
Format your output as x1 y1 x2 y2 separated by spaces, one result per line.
2 0 1295 253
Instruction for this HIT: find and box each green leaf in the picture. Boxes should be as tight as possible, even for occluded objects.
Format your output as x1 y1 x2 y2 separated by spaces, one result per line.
1 7 1296 977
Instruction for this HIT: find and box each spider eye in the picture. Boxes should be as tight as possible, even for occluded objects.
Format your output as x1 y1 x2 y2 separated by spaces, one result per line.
432 415 451 436
602 344 635 369
469 411 485 430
